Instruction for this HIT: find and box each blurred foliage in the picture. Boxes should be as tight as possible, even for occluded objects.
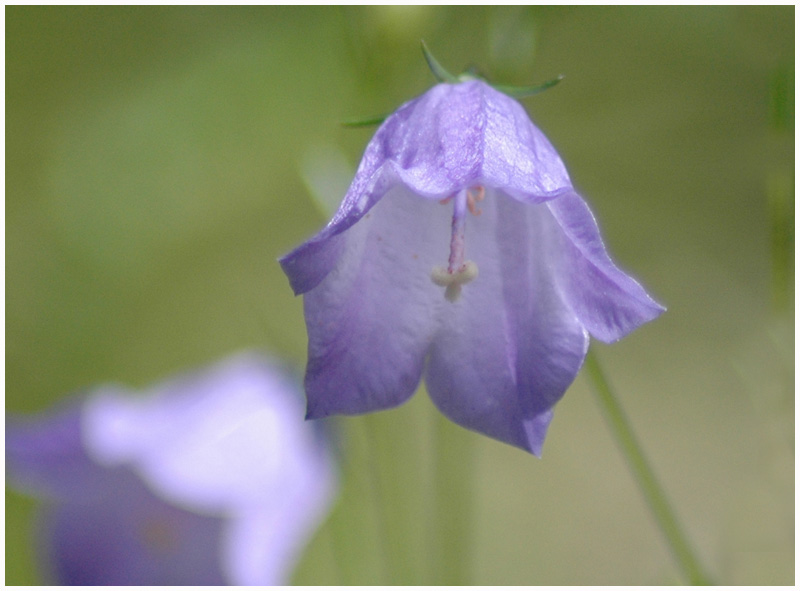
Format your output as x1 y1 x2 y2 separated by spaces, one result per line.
6 6 794 585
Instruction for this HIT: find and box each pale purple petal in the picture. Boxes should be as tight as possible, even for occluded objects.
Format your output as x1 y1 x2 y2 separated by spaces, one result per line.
82 355 324 511
547 192 666 342
280 230 347 295
82 353 336 585
424 192 588 455
7 403 227 585
43 472 225 586
280 80 574 296
283 78 664 454
6 401 108 501
480 84 574 203
224 467 330 586
363 80 573 200
8 353 336 585
303 187 448 418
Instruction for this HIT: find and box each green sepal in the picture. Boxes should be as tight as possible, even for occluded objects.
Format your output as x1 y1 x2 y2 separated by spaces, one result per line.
421 40 459 83
493 74 565 98
344 47 564 129
341 114 389 128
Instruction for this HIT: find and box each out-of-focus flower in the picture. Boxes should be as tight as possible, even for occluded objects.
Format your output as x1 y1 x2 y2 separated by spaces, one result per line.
280 78 664 455
6 352 337 585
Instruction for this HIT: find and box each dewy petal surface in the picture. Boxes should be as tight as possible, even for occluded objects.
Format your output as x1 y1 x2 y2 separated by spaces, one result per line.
424 191 588 455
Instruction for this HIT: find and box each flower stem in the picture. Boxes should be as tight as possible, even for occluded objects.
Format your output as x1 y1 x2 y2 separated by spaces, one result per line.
363 408 427 585
583 349 712 585
767 169 793 317
430 405 475 584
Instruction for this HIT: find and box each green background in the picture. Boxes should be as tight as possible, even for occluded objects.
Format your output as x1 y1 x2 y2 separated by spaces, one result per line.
6 6 794 585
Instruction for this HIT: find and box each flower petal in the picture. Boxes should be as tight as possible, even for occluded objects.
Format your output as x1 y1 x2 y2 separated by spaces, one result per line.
43 471 226 585
81 353 336 585
280 80 574 295
370 80 574 200
303 187 449 418
223 471 332 585
82 354 333 515
279 170 399 295
425 192 589 455
6 400 228 585
6 400 110 501
480 83 574 202
547 192 666 342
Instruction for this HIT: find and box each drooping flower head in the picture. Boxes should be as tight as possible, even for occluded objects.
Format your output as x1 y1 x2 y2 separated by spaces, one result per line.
6 352 337 585
280 49 664 456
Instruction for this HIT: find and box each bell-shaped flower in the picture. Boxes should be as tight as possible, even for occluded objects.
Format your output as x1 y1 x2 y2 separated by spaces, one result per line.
280 78 664 456
6 352 337 585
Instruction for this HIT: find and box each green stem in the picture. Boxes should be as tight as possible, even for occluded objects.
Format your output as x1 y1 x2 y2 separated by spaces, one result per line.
583 349 712 585
362 416 395 585
363 410 426 585
767 169 794 316
429 406 475 584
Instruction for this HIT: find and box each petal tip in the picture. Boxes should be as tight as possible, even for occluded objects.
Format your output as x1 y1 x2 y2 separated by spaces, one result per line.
521 411 553 457
602 297 666 343
305 397 336 421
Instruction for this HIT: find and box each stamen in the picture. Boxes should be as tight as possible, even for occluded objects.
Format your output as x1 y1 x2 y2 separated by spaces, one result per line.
430 187 483 302
467 186 485 216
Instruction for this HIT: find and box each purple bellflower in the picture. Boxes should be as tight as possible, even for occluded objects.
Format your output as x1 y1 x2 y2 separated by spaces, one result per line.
280 76 664 456
6 353 336 585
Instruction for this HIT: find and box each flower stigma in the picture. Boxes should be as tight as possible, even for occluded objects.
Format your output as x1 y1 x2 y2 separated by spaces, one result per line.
430 187 483 302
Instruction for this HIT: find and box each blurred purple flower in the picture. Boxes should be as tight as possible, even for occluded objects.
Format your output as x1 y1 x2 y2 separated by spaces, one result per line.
280 79 664 455
6 352 337 585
